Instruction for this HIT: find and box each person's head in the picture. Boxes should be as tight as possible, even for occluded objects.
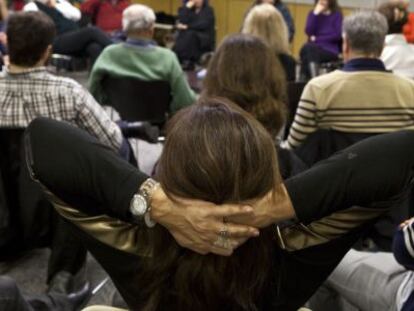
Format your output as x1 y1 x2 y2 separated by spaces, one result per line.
122 4 156 39
141 97 281 311
378 2 408 34
193 0 205 8
342 10 388 61
314 0 341 12
254 0 278 4
7 11 55 68
391 0 410 9
203 34 287 138
242 3 290 55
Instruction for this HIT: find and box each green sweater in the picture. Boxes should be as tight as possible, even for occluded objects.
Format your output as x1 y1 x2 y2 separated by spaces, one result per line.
88 42 196 113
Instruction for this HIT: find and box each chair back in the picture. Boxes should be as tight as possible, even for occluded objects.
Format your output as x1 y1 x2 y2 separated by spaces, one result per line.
0 128 52 251
284 81 307 139
102 76 171 126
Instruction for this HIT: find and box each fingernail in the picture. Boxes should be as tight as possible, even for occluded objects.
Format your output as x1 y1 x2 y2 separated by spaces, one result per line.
252 229 260 236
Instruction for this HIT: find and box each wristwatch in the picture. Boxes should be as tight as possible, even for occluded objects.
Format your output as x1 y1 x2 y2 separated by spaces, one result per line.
130 178 159 228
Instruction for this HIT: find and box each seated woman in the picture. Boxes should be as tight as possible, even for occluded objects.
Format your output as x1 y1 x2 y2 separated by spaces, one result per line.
24 0 112 63
203 33 304 178
25 97 414 310
300 0 342 80
173 0 215 70
242 4 297 81
379 2 414 79
249 0 295 42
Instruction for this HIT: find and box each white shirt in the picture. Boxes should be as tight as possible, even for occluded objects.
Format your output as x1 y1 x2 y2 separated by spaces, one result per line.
381 34 414 79
24 0 81 22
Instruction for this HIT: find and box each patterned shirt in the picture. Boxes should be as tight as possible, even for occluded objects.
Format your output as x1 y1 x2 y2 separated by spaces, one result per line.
0 67 122 151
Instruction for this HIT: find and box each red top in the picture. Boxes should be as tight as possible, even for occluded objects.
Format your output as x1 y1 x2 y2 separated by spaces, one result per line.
81 0 130 33
403 12 414 44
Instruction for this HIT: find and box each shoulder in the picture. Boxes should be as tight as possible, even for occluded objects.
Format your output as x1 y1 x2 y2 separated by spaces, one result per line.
45 72 88 94
306 70 345 91
24 2 38 11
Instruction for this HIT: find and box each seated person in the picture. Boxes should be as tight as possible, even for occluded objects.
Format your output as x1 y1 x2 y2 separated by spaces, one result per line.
308 217 414 311
380 2 414 79
242 3 296 81
25 97 414 311
285 10 414 150
0 0 7 57
173 0 215 69
0 11 125 299
398 0 414 43
80 0 130 35
89 4 196 114
249 0 295 42
24 0 111 63
300 0 343 79
203 33 306 178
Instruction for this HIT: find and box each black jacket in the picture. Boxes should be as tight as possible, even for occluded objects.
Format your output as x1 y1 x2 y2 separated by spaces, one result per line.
26 118 414 311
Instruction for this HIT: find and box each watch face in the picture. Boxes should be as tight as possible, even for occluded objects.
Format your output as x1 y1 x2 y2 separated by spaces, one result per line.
131 194 147 216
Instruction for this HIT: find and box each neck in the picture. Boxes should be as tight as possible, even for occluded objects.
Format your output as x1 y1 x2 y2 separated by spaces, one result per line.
345 52 379 63
8 62 44 73
127 33 153 41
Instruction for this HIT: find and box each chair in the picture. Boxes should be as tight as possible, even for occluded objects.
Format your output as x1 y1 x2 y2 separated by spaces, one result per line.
101 76 171 128
0 129 55 252
284 81 307 139
50 54 89 73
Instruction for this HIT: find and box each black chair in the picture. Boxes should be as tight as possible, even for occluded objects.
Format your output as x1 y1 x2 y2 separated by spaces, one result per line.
101 76 171 128
284 81 307 139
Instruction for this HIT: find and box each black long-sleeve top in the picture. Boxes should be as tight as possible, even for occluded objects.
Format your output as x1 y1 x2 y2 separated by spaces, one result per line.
177 3 215 51
25 118 414 310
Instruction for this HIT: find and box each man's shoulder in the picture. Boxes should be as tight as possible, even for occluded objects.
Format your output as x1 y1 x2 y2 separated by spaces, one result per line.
306 70 347 90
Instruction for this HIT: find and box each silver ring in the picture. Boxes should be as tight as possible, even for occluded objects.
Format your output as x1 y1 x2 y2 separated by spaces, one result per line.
213 236 232 249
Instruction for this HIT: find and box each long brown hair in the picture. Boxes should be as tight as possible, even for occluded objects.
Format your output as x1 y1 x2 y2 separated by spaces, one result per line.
138 97 282 311
203 34 287 138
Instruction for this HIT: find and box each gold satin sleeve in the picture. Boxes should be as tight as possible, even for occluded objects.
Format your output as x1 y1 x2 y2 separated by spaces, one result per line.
43 189 153 258
276 206 388 252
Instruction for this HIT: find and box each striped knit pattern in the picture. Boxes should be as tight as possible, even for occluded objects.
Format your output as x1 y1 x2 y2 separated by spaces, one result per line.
286 70 414 149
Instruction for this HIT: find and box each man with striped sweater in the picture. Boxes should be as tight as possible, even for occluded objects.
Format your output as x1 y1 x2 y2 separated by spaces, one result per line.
285 10 414 149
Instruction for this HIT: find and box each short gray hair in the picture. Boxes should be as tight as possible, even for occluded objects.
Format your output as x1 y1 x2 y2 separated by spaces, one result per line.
343 10 388 56
122 4 156 33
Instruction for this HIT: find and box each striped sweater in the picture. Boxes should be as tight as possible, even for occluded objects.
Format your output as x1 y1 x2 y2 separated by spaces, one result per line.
285 64 414 149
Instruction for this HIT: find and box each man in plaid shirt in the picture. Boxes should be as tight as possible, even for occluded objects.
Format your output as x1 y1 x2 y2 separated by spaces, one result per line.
0 11 123 152
0 11 124 310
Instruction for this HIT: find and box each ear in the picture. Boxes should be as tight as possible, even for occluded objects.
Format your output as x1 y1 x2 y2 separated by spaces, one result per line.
41 45 53 64
342 35 350 59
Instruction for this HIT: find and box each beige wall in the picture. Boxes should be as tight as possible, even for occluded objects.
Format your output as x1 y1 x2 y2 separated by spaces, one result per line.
136 0 354 57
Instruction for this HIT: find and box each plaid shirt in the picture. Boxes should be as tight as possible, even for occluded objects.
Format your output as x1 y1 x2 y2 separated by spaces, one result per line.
0 67 122 151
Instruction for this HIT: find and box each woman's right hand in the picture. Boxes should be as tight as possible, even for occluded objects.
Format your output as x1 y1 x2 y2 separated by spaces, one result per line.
150 186 261 256
314 1 327 15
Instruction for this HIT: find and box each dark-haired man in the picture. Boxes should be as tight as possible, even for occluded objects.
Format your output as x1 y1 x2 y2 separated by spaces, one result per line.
0 11 126 309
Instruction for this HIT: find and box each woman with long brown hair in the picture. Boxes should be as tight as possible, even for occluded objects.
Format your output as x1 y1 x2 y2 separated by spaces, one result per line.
242 3 296 81
25 98 414 311
203 33 305 178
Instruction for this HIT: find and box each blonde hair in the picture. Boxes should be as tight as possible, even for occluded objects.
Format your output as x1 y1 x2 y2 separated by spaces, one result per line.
242 3 290 55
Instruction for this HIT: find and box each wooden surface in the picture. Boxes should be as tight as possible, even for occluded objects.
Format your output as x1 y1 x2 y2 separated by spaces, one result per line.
134 0 371 57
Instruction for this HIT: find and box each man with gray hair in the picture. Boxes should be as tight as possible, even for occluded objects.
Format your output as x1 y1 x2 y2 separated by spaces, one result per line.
88 4 196 114
285 10 414 149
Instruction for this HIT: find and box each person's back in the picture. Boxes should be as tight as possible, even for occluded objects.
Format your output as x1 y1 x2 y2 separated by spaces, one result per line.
1 11 123 151
286 10 414 149
89 4 196 114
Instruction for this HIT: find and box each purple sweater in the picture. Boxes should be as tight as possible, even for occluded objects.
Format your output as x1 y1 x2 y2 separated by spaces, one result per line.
305 10 343 55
